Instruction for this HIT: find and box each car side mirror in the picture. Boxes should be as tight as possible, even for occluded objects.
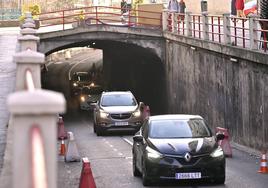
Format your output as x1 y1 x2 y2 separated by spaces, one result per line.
216 133 225 141
133 135 143 142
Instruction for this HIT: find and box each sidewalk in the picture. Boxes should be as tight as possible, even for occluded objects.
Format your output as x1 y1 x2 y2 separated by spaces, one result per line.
0 28 19 175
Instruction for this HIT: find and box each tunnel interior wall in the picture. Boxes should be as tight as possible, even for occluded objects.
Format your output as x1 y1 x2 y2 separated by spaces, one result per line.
165 41 268 150
102 42 167 115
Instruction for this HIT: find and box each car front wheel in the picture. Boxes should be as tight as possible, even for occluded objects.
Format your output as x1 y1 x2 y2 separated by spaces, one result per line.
132 151 141 177
96 126 104 136
142 159 152 186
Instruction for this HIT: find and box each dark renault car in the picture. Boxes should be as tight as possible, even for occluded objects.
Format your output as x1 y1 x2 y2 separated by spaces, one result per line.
132 115 225 186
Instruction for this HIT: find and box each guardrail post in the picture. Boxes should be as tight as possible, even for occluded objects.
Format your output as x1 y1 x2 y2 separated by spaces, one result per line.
223 13 231 45
185 12 192 37
202 13 209 40
13 50 44 90
249 15 258 50
162 11 168 31
7 90 66 188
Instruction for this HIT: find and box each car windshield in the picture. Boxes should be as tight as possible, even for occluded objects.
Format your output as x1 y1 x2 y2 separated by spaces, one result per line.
78 74 89 82
149 119 211 138
101 94 137 106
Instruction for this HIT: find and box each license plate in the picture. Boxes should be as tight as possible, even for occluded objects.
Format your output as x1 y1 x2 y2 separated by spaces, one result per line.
115 122 128 126
175 172 201 179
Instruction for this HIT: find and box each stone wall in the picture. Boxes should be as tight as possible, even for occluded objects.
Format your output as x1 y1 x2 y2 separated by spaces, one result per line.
165 36 268 150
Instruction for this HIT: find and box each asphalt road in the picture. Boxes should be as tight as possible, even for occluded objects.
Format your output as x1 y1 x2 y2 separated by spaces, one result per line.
60 113 268 188
44 48 268 188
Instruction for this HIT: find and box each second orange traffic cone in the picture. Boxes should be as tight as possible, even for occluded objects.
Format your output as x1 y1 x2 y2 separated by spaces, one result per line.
258 150 268 174
59 139 66 156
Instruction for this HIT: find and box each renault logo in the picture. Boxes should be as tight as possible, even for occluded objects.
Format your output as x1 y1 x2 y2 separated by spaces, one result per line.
184 152 191 162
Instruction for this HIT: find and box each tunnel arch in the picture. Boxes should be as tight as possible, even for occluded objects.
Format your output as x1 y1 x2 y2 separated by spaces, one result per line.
40 27 167 114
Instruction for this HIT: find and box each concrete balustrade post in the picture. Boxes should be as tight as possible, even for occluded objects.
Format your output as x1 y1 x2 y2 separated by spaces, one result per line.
22 22 36 29
171 13 175 33
223 13 231 45
13 50 45 90
7 89 66 188
18 35 39 51
24 12 34 24
249 15 258 50
185 12 192 37
20 28 37 36
162 11 168 31
202 13 209 40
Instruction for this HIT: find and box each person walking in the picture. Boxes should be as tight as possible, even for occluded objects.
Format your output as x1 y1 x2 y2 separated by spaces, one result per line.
178 0 186 14
168 0 179 12
235 0 245 18
121 0 128 14
231 0 237 17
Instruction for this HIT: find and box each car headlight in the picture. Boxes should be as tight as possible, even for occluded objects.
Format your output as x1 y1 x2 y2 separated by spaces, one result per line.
80 96 85 102
100 110 109 118
146 146 163 159
73 83 78 87
132 110 141 117
211 147 224 158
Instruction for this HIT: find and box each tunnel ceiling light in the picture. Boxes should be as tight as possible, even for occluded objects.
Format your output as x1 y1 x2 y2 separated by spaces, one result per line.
92 42 96 45
190 46 196 50
230 57 238 62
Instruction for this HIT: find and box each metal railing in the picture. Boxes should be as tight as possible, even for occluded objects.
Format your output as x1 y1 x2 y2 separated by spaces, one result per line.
37 6 163 31
164 11 268 52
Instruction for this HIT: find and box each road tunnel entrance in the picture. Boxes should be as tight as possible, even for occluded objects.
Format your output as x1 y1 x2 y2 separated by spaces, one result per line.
41 40 166 115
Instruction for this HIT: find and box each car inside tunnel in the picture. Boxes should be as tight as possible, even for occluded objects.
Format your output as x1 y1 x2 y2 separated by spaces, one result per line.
41 40 167 115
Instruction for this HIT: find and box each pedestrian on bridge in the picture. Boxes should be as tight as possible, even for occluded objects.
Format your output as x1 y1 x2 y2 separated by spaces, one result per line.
168 0 179 12
235 0 245 18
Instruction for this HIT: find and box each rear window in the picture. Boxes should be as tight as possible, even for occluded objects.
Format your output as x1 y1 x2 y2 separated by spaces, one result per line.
149 119 211 138
101 93 137 106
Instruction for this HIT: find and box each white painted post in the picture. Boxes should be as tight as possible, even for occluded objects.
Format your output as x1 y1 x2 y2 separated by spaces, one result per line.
18 35 39 51
13 50 45 90
249 15 258 50
162 11 168 31
185 12 192 37
223 13 231 45
7 89 66 188
202 13 209 40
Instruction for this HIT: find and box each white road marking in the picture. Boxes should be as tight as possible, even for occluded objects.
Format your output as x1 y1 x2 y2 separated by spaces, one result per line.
113 148 118 152
109 144 114 148
68 56 93 80
118 152 123 156
122 137 133 146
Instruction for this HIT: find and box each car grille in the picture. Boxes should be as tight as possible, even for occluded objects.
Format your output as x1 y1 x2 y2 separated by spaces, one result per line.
175 156 200 165
111 113 131 119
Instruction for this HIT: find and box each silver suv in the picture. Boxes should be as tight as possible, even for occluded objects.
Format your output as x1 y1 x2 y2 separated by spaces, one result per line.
93 91 145 136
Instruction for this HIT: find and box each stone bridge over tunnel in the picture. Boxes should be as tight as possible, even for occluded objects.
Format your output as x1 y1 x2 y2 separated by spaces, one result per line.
38 26 167 114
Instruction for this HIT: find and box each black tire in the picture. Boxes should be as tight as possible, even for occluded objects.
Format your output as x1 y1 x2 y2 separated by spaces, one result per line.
132 151 141 177
96 126 103 136
142 159 151 186
214 176 225 184
93 122 96 133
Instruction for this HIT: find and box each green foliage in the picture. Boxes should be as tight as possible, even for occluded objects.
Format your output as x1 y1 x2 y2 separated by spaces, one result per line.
19 4 41 21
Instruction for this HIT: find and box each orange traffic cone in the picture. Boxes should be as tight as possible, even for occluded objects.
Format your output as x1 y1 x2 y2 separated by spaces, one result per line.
59 139 66 156
258 151 268 174
79 157 96 188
